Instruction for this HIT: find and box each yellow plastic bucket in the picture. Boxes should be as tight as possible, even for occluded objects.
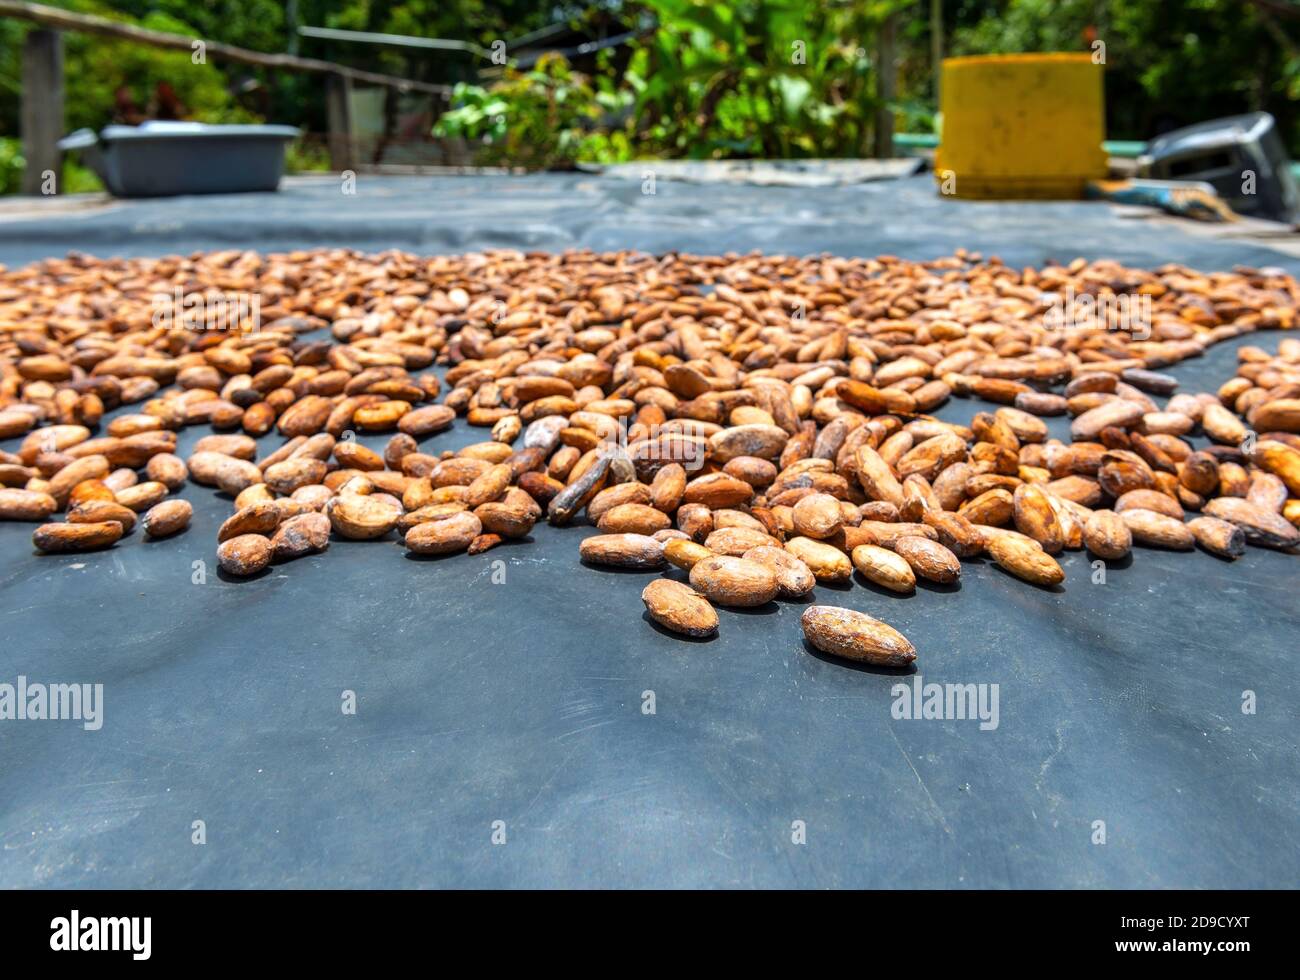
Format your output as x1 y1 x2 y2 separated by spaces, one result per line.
935 53 1107 199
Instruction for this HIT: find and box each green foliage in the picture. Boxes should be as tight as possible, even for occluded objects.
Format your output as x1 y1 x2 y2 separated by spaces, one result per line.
0 137 102 194
1 0 1297 188
951 0 1093 54
951 0 1300 152
0 137 23 194
434 85 512 145
626 0 902 159
0 0 558 139
284 137 332 174
62 14 257 131
0 1 268 138
61 158 104 193
435 53 634 169
434 0 915 167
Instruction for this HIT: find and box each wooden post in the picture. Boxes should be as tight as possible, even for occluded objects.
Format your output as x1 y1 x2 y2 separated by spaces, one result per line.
326 71 355 173
285 0 299 56
873 13 897 159
21 28 64 195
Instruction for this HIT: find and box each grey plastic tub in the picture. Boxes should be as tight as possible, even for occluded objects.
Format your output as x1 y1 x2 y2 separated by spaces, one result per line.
58 122 300 198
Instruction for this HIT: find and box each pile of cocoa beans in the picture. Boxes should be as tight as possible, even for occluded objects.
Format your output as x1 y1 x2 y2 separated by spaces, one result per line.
2 248 1298 665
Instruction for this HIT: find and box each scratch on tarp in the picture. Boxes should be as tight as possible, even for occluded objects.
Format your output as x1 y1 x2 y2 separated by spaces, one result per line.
555 719 615 741
516 742 581 822
887 724 954 839
1035 724 1067 812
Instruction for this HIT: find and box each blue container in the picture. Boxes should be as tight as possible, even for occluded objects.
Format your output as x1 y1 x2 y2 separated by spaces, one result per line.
58 122 300 198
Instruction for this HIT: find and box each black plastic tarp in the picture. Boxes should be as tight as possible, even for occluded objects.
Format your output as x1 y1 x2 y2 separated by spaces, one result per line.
0 174 1296 888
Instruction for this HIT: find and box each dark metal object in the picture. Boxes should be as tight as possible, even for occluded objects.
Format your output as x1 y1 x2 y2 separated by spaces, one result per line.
1139 112 1300 224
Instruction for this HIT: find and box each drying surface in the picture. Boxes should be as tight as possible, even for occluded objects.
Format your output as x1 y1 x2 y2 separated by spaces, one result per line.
1 173 1297 888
